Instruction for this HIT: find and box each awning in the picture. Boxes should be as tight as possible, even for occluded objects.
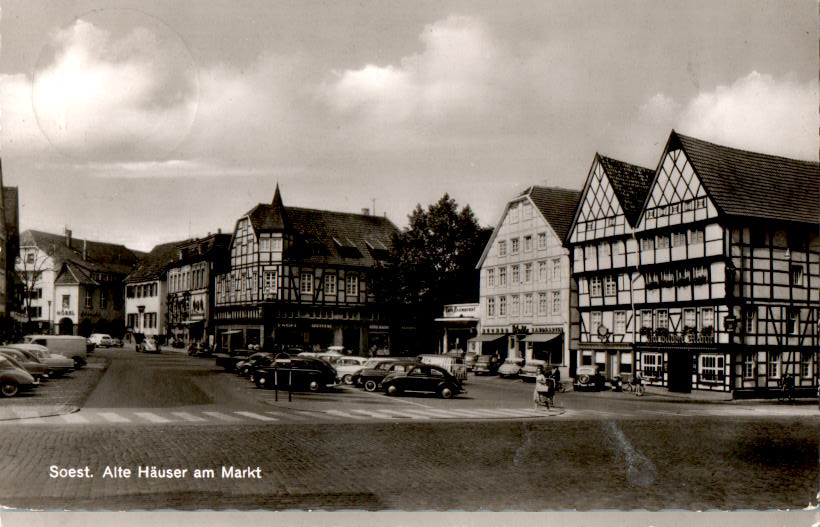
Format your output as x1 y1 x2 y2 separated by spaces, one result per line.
523 333 561 343
220 330 242 335
468 334 507 343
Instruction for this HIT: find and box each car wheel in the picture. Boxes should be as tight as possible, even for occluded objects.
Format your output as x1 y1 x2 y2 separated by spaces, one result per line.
342 374 353 385
578 374 590 384
241 366 250 376
255 376 267 388
364 380 378 392
386 384 399 396
308 380 320 392
0 382 19 398
439 386 454 399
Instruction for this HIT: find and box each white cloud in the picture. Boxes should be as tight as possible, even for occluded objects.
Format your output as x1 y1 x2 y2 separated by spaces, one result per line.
639 72 818 160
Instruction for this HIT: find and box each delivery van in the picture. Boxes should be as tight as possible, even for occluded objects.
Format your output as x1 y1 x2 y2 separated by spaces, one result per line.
417 354 468 381
23 335 87 368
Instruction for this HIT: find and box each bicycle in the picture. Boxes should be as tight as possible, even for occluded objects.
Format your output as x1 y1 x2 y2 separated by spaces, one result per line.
777 374 795 403
623 375 645 396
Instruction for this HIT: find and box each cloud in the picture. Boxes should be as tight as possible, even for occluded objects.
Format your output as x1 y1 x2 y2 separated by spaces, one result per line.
639 71 818 160
27 16 198 161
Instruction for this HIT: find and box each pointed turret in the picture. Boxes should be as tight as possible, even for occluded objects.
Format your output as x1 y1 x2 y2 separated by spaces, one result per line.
266 183 289 231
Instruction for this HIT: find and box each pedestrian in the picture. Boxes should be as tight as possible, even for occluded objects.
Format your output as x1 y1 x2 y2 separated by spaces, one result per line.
550 365 561 390
534 366 552 410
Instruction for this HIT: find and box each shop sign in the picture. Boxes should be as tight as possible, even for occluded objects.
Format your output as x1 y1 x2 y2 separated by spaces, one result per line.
646 332 714 344
56 310 75 316
312 323 332 329
442 303 479 318
276 322 297 328
369 324 389 330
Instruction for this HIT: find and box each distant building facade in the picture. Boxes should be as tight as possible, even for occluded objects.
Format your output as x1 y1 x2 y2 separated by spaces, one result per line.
475 186 581 378
124 241 184 340
17 229 139 337
213 186 398 353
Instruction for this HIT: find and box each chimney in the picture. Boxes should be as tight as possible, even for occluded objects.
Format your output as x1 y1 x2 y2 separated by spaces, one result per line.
217 228 222 234
65 228 72 247
83 239 87 260
361 208 370 216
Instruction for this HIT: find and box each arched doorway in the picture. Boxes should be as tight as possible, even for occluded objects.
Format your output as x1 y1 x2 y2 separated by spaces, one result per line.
58 318 74 335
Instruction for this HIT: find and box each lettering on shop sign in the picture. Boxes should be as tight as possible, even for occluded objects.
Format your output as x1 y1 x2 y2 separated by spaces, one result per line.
646 333 714 344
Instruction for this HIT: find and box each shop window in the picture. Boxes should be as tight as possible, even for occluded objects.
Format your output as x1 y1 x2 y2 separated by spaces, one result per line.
699 354 725 382
642 353 662 378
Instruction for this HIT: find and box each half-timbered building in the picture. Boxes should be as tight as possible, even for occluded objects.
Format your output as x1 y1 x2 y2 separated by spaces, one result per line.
213 186 398 353
565 154 655 379
475 186 581 378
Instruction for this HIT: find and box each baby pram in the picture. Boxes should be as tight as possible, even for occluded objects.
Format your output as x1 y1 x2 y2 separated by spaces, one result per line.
534 377 555 410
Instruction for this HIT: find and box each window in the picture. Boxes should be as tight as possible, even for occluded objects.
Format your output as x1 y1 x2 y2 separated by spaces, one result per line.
655 235 670 249
743 354 755 379
511 295 520 316
25 252 35 264
641 310 652 329
551 291 560 314
599 242 611 259
511 265 520 283
538 261 547 282
615 311 626 334
552 259 560 281
682 308 696 330
655 309 668 330
324 274 337 295
499 296 507 316
604 275 616 296
537 233 546 249
487 298 495 317
590 276 602 297
499 267 507 286
263 271 277 298
801 352 813 378
101 293 108 309
700 354 725 382
745 309 755 334
509 204 519 223
538 293 547 315
85 290 92 308
688 229 704 244
791 265 804 287
522 202 532 219
511 238 520 254
524 294 533 316
701 307 714 330
487 268 495 287
498 241 507 257
640 238 653 251
590 311 602 335
787 309 799 334
671 232 686 247
260 237 270 252
642 353 662 378
27 306 42 318
524 263 532 283
300 272 313 294
615 241 625 255
346 274 358 296
767 352 780 378
524 236 532 252
584 245 596 266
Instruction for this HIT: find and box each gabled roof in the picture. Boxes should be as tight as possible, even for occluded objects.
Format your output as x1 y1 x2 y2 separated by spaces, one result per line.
596 155 655 226
54 262 95 286
169 233 232 268
286 208 398 267
21 230 140 276
670 131 820 225
525 186 583 241
125 241 185 283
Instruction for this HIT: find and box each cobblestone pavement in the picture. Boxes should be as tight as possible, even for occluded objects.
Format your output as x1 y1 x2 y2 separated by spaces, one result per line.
0 356 108 420
0 416 816 511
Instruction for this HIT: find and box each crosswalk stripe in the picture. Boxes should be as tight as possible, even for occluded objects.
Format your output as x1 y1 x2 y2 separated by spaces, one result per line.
325 409 368 420
170 411 207 422
98 412 130 423
61 413 89 423
134 412 171 423
234 411 278 422
202 411 242 422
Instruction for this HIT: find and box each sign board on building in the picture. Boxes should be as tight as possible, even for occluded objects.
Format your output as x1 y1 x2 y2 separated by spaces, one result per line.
442 303 480 319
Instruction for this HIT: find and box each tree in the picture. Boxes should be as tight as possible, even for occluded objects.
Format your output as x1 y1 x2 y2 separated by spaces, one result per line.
381 194 492 351
14 245 53 330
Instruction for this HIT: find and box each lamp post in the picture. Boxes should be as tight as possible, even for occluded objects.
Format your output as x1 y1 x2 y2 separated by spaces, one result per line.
47 300 52 334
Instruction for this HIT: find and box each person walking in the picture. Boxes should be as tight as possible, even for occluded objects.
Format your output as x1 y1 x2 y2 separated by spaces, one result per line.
534 366 553 410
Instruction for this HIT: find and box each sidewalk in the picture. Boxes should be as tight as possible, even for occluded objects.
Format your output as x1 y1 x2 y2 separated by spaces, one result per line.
615 385 818 406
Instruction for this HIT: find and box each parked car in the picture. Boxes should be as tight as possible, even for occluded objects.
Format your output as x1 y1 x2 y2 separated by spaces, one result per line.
88 333 114 348
354 359 419 392
497 358 524 378
573 365 607 391
6 344 74 377
333 356 368 384
464 353 478 371
252 356 338 392
473 355 500 375
214 350 251 372
382 364 464 399
298 350 344 363
417 354 468 382
0 347 48 381
0 356 36 397
110 337 124 348
236 352 274 377
138 337 161 354
519 359 547 382
24 335 87 368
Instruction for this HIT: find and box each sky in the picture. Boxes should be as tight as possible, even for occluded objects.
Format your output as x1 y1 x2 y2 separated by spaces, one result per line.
1 0 817 252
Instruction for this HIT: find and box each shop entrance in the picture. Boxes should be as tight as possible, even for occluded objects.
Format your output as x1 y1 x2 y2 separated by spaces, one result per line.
667 351 692 393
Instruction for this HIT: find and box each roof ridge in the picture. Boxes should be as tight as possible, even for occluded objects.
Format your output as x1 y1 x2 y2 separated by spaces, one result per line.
674 130 819 166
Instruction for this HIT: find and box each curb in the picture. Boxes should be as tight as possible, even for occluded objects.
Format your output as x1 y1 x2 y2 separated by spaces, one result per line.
0 404 79 421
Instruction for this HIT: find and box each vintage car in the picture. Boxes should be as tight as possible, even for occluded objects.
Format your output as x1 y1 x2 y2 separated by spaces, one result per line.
519 359 547 382
0 347 48 381
236 352 274 377
332 356 368 384
88 333 115 348
573 365 607 391
417 354 468 382
0 356 36 397
6 344 75 377
472 355 501 375
252 356 338 392
354 359 418 392
381 364 464 399
497 358 524 379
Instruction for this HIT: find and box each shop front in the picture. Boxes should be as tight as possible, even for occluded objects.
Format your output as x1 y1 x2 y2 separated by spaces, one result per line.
434 303 479 355
578 342 634 381
467 333 507 358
